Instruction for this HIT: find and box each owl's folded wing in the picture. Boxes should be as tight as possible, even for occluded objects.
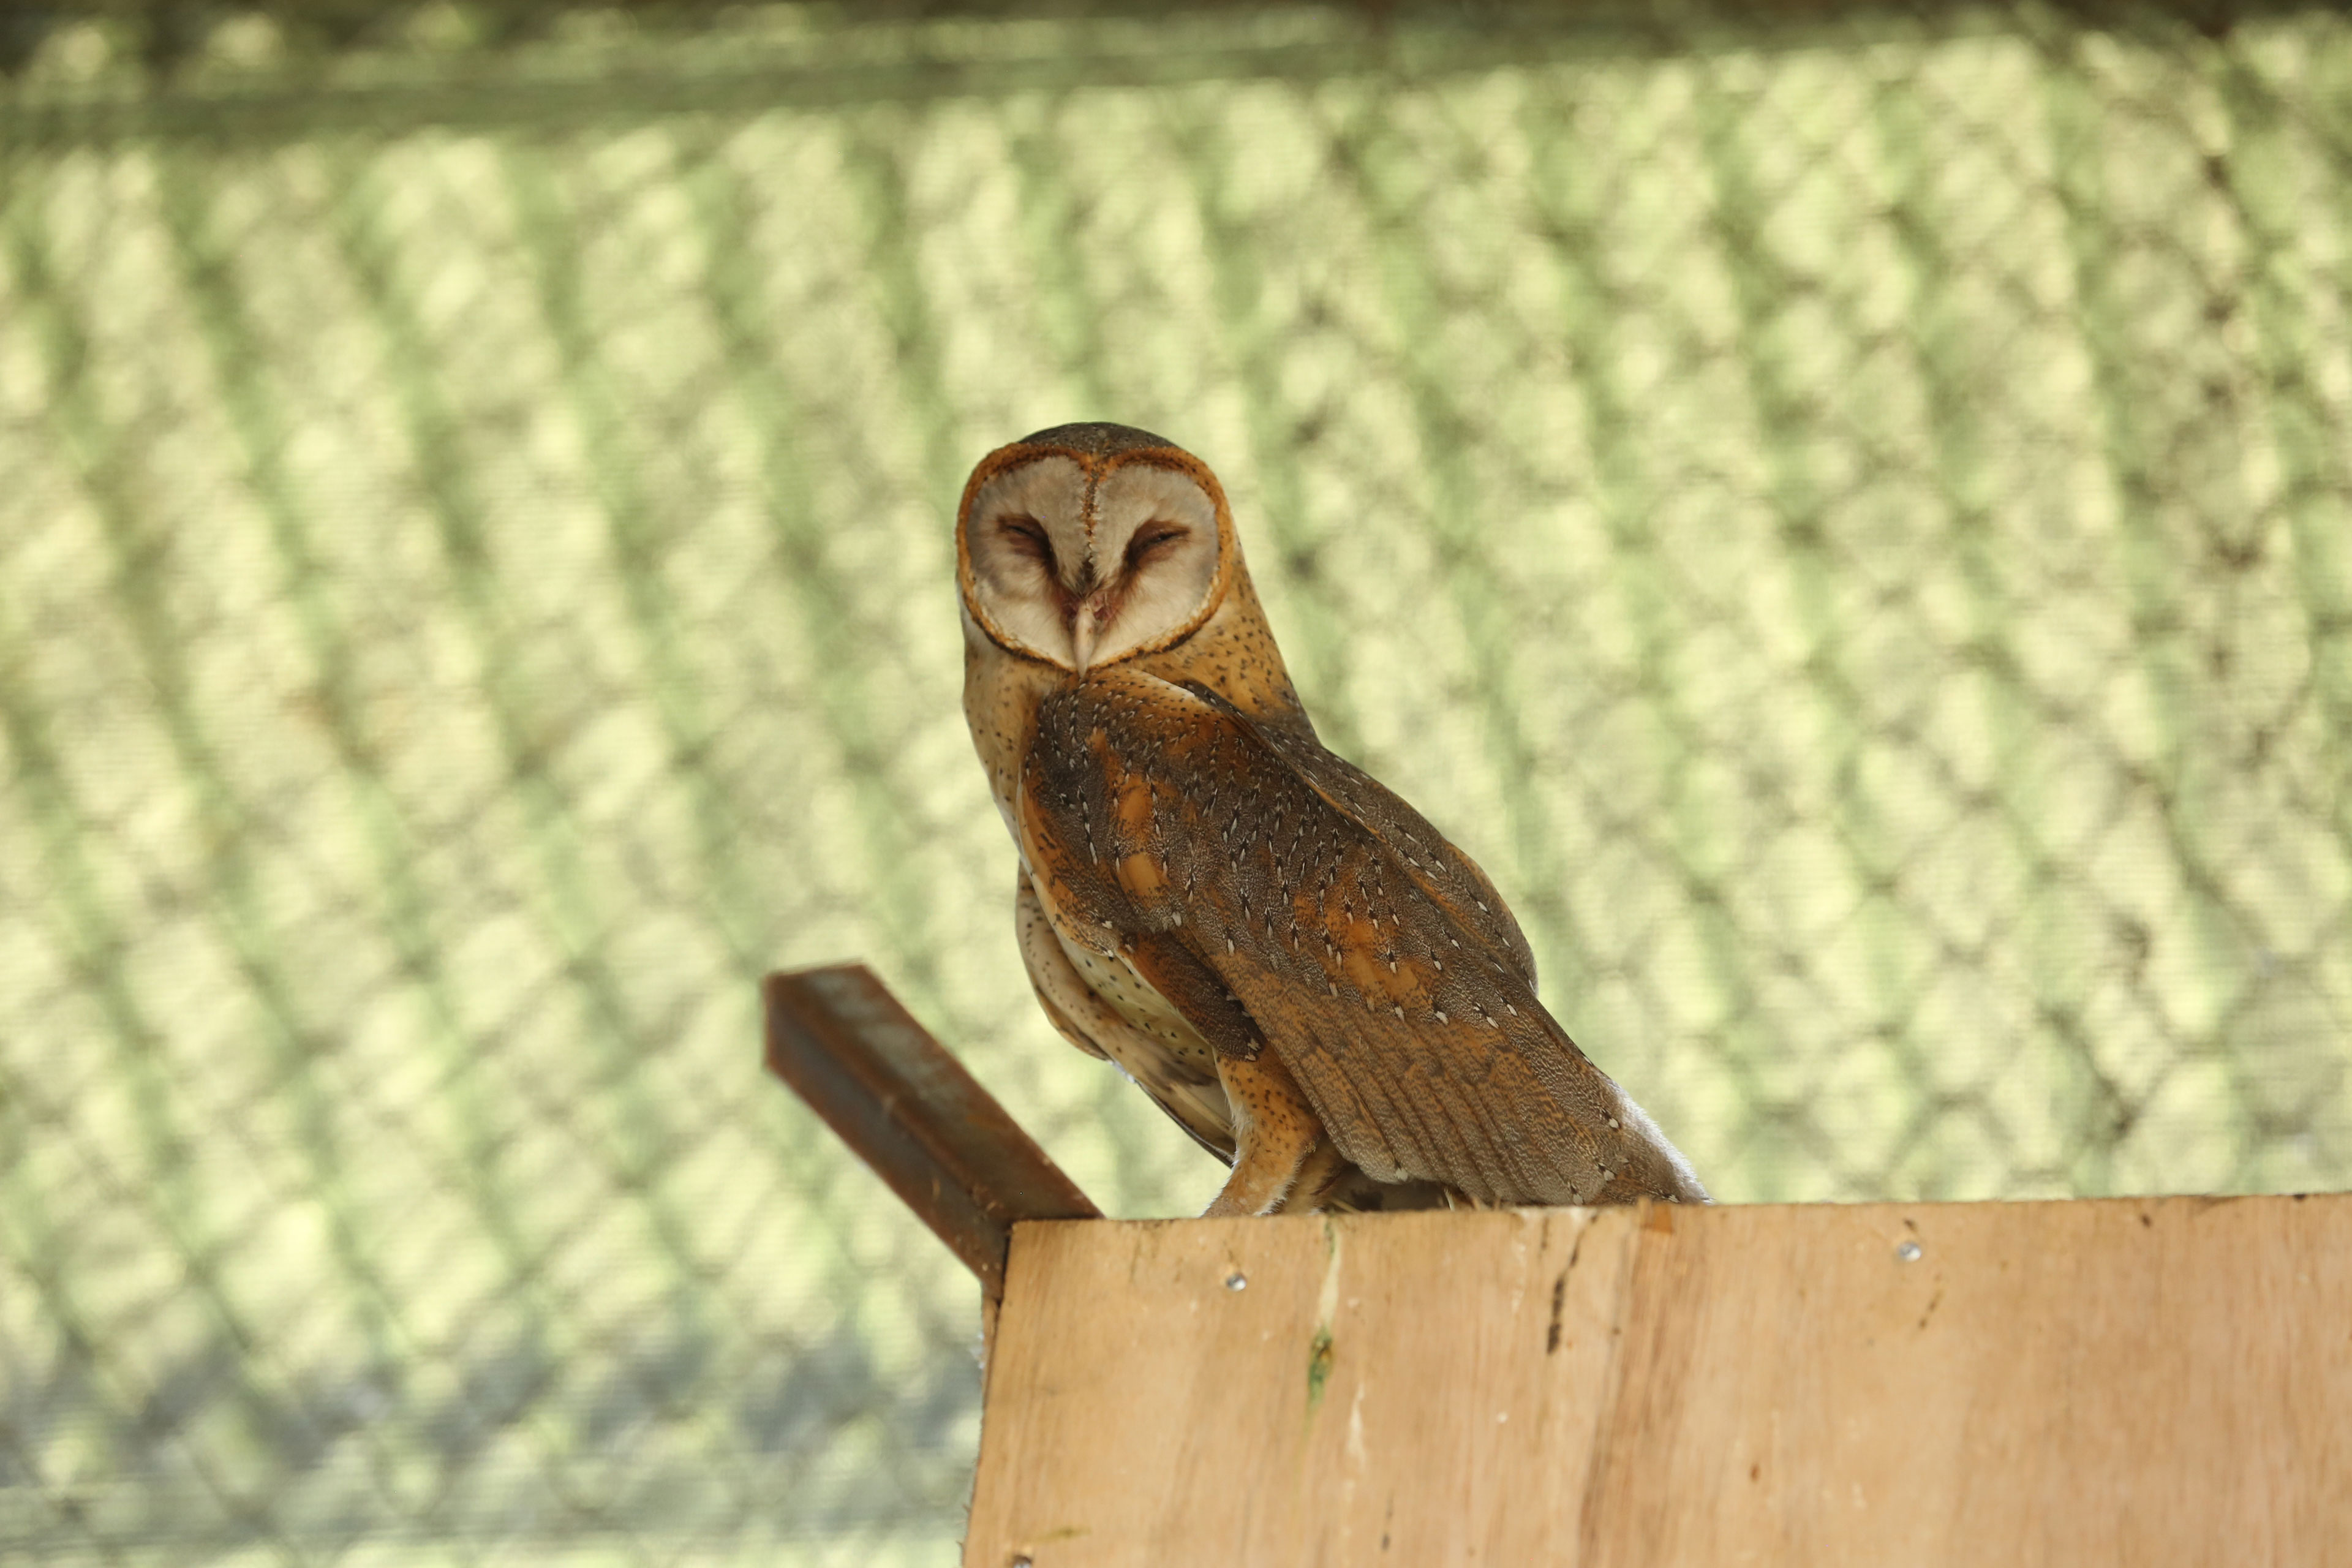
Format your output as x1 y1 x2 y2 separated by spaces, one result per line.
1018 668 1705 1207
1180 682 1543 994
1013 870 1237 1161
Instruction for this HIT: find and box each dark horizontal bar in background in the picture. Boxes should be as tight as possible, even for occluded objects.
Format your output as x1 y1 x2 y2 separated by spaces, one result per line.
764 963 1100 1299
9 0 2325 150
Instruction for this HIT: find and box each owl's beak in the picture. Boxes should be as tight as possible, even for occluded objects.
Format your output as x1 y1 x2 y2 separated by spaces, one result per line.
1064 573 1133 671
1068 596 1104 671
1063 556 1130 672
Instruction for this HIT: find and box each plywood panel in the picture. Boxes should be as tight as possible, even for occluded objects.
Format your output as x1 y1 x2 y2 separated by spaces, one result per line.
964 1196 2352 1567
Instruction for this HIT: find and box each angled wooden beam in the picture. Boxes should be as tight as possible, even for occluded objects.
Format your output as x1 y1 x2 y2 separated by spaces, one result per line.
763 963 1099 1300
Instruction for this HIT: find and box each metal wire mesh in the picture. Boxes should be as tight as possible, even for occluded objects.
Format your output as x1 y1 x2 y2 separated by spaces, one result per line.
3 1 2348 1561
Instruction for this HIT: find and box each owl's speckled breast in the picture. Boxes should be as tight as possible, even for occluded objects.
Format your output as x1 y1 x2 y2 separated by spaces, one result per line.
1026 856 1221 1075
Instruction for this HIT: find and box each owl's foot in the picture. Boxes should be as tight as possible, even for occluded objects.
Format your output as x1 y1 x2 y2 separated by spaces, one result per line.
1202 1052 1324 1217
1268 1140 1352 1215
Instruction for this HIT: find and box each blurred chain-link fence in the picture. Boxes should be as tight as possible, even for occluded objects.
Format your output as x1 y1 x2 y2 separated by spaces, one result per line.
4 0 2350 1561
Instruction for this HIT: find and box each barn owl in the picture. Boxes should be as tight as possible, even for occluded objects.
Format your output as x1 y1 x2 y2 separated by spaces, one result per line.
959 423 1706 1214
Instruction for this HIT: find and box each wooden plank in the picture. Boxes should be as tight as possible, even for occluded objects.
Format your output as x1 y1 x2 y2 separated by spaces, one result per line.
964 1195 2352 1566
763 965 1099 1300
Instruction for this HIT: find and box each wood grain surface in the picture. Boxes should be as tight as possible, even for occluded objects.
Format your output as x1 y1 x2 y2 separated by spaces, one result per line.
963 1196 2352 1567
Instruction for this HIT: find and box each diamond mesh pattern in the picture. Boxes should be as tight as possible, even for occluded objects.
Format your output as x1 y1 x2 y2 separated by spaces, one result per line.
2 3 2348 1562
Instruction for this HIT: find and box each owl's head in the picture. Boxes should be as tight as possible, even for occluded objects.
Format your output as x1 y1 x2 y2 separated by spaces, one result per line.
957 423 1237 673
